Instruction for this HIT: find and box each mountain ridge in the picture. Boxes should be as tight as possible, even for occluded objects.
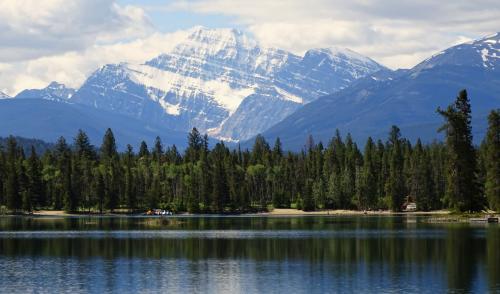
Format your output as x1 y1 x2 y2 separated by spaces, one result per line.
256 33 500 149
69 27 386 141
16 81 76 102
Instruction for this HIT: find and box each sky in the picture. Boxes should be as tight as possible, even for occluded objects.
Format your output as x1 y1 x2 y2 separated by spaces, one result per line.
1 0 500 95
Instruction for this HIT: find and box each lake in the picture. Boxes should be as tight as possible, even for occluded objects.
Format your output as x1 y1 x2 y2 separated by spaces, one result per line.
0 215 498 293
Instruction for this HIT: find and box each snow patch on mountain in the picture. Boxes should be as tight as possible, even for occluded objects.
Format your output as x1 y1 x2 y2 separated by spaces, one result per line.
274 87 303 103
70 27 386 141
414 32 500 72
127 63 256 113
15 82 76 102
159 100 181 116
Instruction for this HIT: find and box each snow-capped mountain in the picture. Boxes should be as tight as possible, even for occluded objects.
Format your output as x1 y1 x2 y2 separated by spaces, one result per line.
71 27 386 141
259 32 500 149
16 81 76 102
413 32 500 72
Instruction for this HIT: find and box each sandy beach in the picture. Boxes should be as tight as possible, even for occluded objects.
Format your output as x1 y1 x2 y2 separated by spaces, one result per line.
28 208 453 217
263 208 452 216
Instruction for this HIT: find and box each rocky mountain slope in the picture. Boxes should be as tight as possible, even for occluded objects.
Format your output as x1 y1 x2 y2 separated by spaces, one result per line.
258 33 500 149
15 81 76 102
70 27 386 141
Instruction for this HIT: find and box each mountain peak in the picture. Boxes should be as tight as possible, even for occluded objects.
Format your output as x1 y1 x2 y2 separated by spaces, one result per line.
15 81 76 101
414 32 500 72
176 26 258 55
70 26 388 142
307 47 379 65
187 26 245 38
301 47 387 80
47 81 69 90
476 32 500 43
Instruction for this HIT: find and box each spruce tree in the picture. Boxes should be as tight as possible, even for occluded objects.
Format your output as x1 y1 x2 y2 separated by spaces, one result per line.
95 169 105 214
386 126 405 211
186 128 202 163
19 164 32 212
27 146 45 208
302 178 315 211
359 137 377 209
74 130 95 159
272 137 283 165
437 90 483 212
484 109 500 211
139 141 150 158
211 143 229 212
411 140 436 211
99 129 120 211
152 136 164 163
101 128 117 160
124 145 136 210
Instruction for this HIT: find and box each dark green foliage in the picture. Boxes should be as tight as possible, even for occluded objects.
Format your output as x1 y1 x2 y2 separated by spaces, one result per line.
438 90 484 212
385 126 406 211
0 136 54 154
5 136 21 211
138 141 149 158
483 110 500 211
0 93 496 213
27 146 45 208
358 137 377 210
411 140 437 211
100 128 117 160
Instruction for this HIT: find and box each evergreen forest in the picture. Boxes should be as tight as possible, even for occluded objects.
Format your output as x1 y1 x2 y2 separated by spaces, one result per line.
0 90 498 214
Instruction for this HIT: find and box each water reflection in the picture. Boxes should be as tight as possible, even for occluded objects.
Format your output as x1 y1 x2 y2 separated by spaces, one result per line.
0 216 498 293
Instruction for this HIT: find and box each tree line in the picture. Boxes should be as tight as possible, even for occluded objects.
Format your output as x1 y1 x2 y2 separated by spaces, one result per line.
0 90 498 213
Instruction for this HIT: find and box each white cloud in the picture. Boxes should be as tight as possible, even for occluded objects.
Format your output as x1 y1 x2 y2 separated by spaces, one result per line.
169 0 500 68
0 0 153 62
0 30 190 95
0 0 192 95
1 0 500 95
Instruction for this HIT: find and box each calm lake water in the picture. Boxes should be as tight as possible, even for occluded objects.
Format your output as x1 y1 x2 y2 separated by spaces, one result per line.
0 215 498 293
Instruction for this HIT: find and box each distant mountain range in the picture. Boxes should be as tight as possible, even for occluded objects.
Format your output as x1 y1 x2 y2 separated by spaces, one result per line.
0 99 189 149
70 27 385 142
0 28 499 150
258 33 500 149
16 81 76 102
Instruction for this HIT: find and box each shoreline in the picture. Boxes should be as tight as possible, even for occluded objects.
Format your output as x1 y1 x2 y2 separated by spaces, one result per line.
11 208 455 217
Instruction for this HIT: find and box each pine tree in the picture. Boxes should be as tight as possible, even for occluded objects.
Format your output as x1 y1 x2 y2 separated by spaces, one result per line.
74 130 95 159
95 169 105 213
386 126 405 211
484 109 500 211
152 136 164 163
101 128 117 160
139 141 150 158
99 129 120 211
124 145 136 210
411 140 436 211
437 90 483 212
358 137 377 209
272 137 283 165
302 178 315 211
19 164 32 212
251 135 270 165
186 128 202 163
27 146 45 208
